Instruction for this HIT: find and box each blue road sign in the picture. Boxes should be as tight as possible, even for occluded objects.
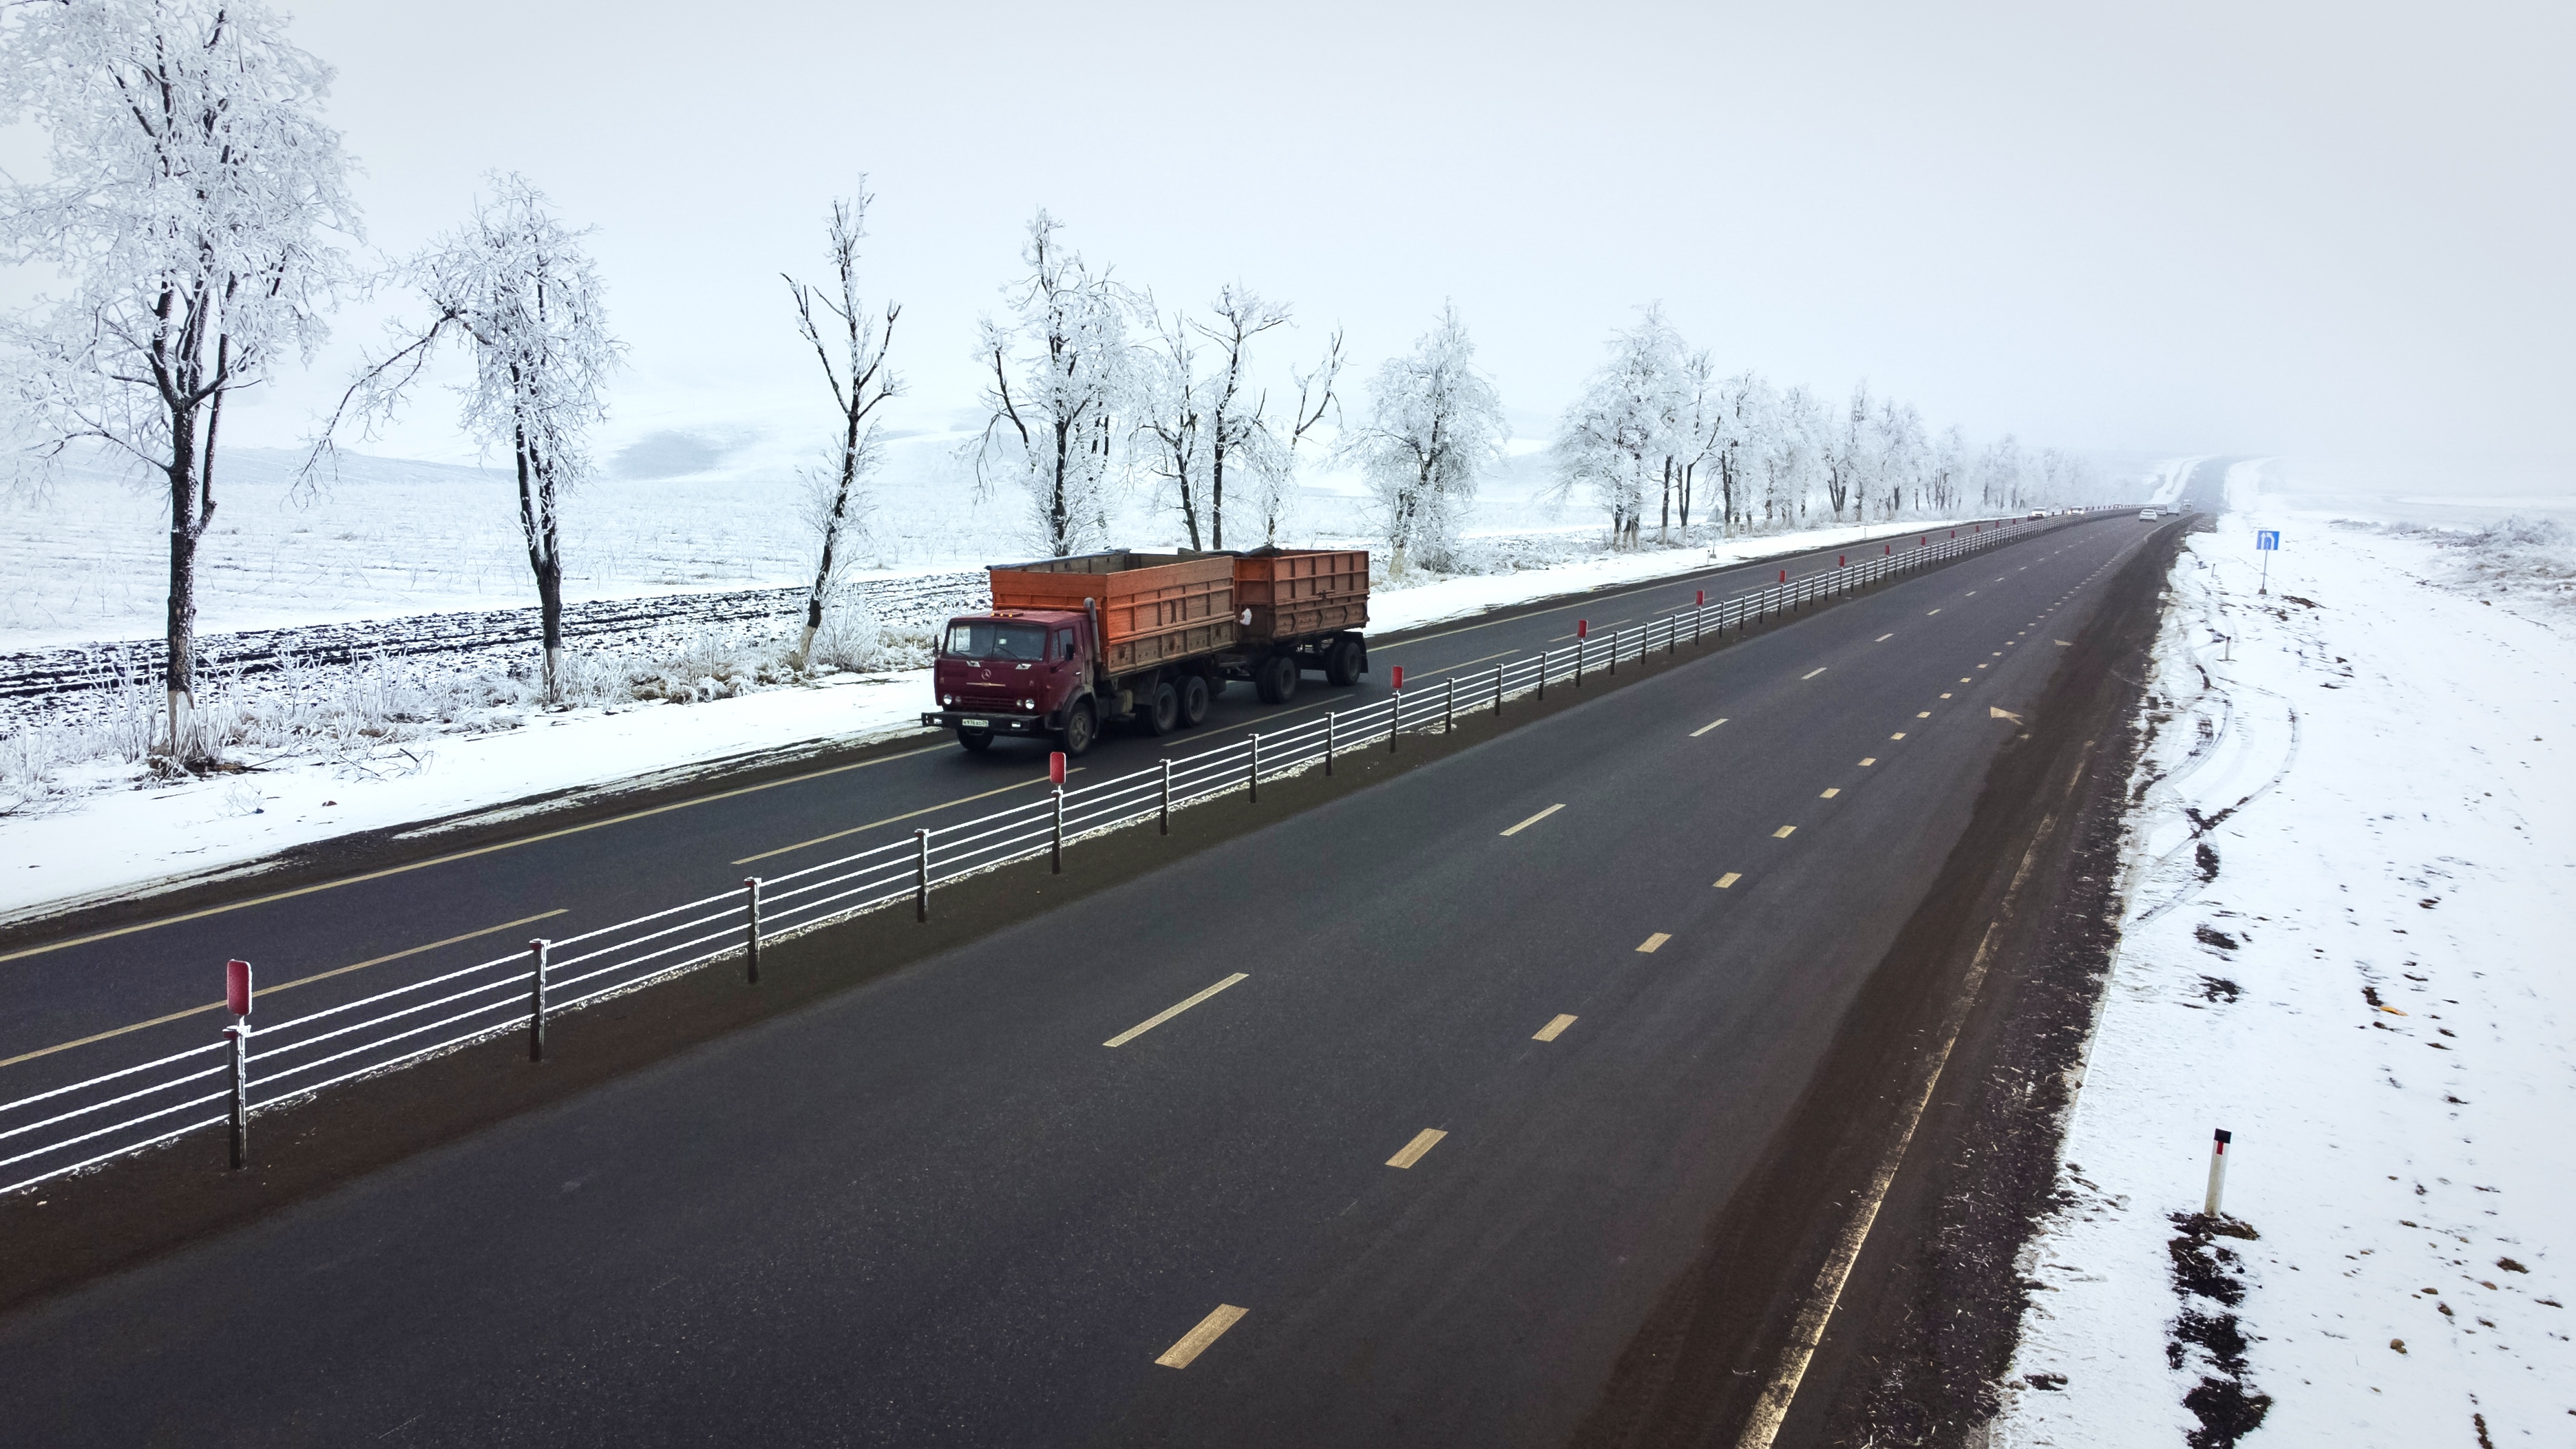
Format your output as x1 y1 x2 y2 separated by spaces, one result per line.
2256 529 2280 551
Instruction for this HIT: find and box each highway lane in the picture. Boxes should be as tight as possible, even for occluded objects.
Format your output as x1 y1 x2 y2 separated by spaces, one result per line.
0 512 2173 1446
0 515 2090 1093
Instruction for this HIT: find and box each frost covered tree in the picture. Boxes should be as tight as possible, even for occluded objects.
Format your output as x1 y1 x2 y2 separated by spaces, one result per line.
1137 305 1208 547
0 0 359 763
1196 285 1286 550
1342 304 1506 579
311 176 619 702
783 189 900 666
1978 434 2027 509
1706 370 1770 538
1241 326 1343 548
1551 306 1682 549
1822 382 1874 522
973 211 1132 558
1872 399 1927 517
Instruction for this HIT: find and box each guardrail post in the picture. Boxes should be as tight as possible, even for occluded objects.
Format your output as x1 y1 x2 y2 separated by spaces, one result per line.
1538 650 1548 700
526 937 549 1063
1574 640 1585 688
1389 690 1402 752
1443 677 1455 734
1161 757 1175 827
1491 666 1503 717
1324 713 1337 776
1248 733 1261 803
1051 785 1066 872
224 1023 249 1170
914 829 930 922
1693 591 1704 644
743 876 763 984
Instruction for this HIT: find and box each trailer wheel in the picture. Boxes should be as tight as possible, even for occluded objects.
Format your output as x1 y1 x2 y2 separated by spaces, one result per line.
1177 674 1211 728
1324 635 1364 687
1141 679 1179 736
1059 697 1097 757
956 728 995 753
1254 653 1300 704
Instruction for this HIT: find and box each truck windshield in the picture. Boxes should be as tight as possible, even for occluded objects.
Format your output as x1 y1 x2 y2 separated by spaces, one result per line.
944 620 1051 662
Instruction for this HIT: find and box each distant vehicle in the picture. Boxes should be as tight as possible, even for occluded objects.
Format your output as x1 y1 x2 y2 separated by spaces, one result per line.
2140 507 2160 520
924 547 1371 755
2028 509 2047 520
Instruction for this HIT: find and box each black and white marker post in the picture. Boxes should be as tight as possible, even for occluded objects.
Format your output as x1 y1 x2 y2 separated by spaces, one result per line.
2204 1128 2232 1216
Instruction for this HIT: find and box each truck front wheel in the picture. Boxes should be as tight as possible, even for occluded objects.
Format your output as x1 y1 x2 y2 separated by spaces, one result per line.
956 728 995 753
1059 697 1098 757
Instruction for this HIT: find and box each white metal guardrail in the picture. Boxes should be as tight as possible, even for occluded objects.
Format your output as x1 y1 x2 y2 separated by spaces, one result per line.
0 509 2124 1195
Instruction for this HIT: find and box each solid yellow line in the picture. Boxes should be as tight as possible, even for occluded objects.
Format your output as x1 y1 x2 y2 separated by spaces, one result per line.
1386 1128 1448 1169
732 770 1080 865
1772 825 1797 838
1501 803 1565 837
1534 1013 1579 1041
0 909 567 1069
1155 1304 1249 1368
1713 873 1742 889
1691 718 1729 737
1104 972 1249 1048
0 743 954 966
1636 932 1671 953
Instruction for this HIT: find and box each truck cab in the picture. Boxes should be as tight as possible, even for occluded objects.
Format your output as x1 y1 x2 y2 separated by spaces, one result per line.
924 610 1092 753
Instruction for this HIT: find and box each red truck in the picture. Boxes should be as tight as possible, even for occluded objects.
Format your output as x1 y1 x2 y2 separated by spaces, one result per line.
922 547 1371 754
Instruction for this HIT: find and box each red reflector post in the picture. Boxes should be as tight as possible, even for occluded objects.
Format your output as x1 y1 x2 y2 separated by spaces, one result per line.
1049 751 1066 785
1391 665 1404 689
226 958 253 1018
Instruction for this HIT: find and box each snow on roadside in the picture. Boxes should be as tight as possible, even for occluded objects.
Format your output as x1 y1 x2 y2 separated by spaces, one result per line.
1995 487 2576 1444
0 514 2014 924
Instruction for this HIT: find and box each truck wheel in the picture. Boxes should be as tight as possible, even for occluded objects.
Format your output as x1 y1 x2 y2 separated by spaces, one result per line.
1059 697 1097 757
1324 635 1364 687
1254 653 1300 704
1141 680 1179 736
1177 674 1211 728
956 728 995 753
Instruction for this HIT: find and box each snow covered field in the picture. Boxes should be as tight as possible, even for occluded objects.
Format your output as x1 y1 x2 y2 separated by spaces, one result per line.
0 512 1972 923
1996 474 2576 1444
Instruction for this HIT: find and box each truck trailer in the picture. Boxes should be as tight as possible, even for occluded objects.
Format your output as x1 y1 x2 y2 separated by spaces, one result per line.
922 547 1371 754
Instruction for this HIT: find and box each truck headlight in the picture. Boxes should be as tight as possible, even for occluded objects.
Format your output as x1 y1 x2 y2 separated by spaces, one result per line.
942 693 956 706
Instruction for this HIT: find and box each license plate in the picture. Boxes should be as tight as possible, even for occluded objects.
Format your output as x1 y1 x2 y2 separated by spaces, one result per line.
959 718 991 729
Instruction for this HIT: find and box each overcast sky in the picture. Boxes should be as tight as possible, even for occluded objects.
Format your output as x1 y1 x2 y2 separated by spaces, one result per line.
34 0 2576 490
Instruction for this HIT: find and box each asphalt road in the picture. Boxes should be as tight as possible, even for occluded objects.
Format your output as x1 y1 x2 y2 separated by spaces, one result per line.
0 517 2076 1098
0 509 2175 1445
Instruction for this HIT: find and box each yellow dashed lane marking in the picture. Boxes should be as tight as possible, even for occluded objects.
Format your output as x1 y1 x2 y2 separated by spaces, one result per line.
1715 872 1743 889
1157 1305 1249 1368
1772 825 1797 838
1386 1128 1449 1169
1534 1014 1579 1041
1501 803 1565 836
1858 757 1876 767
1691 717 1730 737
1820 787 1840 799
1638 932 1673 953
1104 973 1249 1048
